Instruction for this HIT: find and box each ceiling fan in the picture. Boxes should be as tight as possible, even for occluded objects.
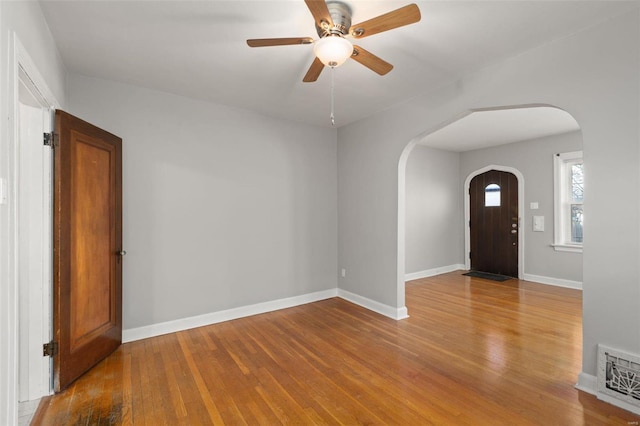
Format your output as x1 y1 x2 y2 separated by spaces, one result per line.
247 0 421 82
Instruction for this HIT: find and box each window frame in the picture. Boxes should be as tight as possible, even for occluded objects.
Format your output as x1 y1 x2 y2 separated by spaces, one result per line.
553 151 583 253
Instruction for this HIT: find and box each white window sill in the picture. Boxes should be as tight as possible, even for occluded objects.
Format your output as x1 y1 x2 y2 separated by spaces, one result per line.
552 244 583 253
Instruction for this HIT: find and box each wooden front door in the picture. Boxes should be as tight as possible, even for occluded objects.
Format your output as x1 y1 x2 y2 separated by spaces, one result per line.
53 110 123 391
469 170 518 277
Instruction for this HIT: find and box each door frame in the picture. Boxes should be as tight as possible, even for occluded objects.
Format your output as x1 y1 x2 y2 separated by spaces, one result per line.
464 165 525 279
3 32 60 421
18 86 52 402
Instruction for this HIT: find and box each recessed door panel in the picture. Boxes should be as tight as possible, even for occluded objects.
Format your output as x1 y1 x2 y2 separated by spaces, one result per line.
69 133 115 350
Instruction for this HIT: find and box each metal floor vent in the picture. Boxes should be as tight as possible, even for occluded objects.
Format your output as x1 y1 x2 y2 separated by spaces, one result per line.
598 344 640 408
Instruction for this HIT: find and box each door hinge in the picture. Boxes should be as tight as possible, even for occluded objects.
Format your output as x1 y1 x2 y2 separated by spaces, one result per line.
43 132 56 148
43 341 58 357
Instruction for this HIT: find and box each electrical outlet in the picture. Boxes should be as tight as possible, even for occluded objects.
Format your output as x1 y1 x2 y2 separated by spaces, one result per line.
341 268 346 278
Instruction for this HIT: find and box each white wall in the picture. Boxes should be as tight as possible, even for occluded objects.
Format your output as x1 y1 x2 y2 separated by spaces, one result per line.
0 2 66 424
68 75 338 330
338 8 640 383
460 131 583 284
0 2 66 105
404 145 463 275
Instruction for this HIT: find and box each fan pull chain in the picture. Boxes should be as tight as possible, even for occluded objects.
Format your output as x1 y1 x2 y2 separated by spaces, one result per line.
330 67 336 126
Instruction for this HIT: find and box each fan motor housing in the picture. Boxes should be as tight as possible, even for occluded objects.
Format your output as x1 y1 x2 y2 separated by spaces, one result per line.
316 1 352 37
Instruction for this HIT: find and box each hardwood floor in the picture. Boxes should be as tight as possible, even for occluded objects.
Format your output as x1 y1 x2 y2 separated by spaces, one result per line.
34 272 640 425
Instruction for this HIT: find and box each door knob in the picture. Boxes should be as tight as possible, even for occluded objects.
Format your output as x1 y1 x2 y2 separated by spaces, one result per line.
117 250 127 256
510 230 517 234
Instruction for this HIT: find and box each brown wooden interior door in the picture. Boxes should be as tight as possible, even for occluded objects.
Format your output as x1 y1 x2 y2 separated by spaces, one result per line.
469 170 518 277
53 110 123 391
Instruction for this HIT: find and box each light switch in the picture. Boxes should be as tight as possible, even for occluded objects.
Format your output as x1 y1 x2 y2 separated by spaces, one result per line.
530 202 539 210
533 215 544 232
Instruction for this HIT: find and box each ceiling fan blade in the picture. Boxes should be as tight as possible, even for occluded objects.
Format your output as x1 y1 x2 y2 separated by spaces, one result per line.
303 57 325 83
351 46 393 76
304 0 334 30
349 4 421 39
247 37 314 47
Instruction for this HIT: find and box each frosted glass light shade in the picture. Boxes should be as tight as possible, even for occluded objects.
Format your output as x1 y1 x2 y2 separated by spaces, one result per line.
313 36 353 67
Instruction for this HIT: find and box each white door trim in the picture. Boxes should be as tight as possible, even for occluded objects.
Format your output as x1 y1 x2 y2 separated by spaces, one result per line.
17 103 49 402
464 165 525 279
3 32 60 424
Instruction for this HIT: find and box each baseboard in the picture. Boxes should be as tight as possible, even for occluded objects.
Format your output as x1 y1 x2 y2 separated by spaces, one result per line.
337 289 409 320
575 371 640 416
575 372 597 395
405 264 465 281
522 273 582 290
123 288 338 343
123 285 414 343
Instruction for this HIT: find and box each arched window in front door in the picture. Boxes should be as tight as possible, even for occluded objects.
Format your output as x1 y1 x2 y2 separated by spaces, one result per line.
485 183 501 207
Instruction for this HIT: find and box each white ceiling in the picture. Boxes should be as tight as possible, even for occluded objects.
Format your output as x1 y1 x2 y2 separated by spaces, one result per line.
420 106 581 152
40 1 638 129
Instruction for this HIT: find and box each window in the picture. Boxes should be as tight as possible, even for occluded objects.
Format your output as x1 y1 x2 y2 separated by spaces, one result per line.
485 183 501 207
554 151 583 252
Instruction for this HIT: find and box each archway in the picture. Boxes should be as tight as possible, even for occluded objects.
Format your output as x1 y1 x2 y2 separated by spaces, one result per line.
398 104 583 311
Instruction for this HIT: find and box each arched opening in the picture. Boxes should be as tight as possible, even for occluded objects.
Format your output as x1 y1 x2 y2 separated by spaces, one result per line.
398 104 583 310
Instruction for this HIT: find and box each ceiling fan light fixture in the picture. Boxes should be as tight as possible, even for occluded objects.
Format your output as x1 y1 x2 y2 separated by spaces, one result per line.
313 36 353 68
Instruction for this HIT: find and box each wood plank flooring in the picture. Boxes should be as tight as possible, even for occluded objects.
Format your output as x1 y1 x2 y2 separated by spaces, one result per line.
34 272 640 425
